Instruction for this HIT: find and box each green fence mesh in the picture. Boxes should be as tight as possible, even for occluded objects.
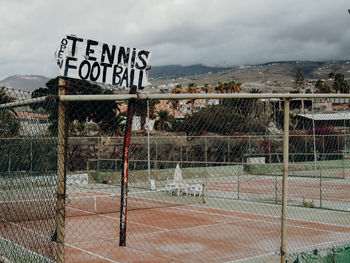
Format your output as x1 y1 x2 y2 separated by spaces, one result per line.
0 91 58 263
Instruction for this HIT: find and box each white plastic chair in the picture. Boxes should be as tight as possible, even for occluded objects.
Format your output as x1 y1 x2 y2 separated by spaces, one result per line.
191 184 202 197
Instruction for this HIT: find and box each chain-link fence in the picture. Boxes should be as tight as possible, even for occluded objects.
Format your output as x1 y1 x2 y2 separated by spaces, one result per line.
1 80 350 262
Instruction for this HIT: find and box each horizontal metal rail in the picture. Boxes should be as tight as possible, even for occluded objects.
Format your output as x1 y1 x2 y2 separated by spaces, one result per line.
0 96 47 109
2 92 350 108
59 93 350 101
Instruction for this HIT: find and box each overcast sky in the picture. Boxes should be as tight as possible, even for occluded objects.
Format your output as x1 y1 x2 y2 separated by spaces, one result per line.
0 0 350 80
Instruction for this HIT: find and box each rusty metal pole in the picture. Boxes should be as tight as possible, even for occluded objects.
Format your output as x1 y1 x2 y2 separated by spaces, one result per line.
56 78 69 263
119 90 137 246
280 99 290 263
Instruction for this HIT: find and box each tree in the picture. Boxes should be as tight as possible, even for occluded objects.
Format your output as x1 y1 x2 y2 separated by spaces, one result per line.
214 81 242 104
171 84 184 111
201 83 212 107
134 99 158 131
226 81 242 93
31 77 121 135
186 83 199 114
0 87 15 104
215 81 225 93
315 80 331 93
201 83 212 93
294 67 305 93
249 88 262 93
175 101 267 136
0 87 19 137
329 72 349 93
155 110 173 131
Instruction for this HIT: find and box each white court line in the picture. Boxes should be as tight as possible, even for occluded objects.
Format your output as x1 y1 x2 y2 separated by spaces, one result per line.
1 218 119 263
66 191 350 261
65 243 119 263
167 205 350 235
225 251 278 263
0 235 54 263
81 195 350 238
112 195 350 236
67 206 167 231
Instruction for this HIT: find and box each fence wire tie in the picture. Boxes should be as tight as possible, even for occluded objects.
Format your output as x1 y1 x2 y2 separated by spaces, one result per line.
56 193 70 204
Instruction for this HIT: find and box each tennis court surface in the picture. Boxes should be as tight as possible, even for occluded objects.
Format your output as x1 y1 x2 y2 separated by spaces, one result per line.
63 190 350 263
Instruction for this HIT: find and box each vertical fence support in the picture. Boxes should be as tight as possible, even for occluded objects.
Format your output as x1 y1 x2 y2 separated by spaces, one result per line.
97 137 101 173
147 99 151 188
119 92 136 246
56 78 69 263
205 137 208 166
30 140 33 171
8 154 10 173
280 98 290 263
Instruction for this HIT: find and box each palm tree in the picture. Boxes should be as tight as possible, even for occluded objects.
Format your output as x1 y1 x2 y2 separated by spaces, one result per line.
201 83 212 93
186 83 199 114
229 81 243 93
134 99 158 131
171 84 183 112
315 80 331 93
249 88 262 93
155 110 172 131
215 81 225 93
201 83 212 107
171 84 184 94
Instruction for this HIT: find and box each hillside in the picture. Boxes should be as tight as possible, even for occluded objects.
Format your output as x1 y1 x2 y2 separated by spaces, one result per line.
0 75 50 93
150 61 350 92
1 61 350 94
148 64 230 80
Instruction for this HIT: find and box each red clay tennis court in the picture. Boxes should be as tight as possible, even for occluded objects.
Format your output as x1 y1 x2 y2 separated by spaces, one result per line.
64 191 350 263
208 176 350 206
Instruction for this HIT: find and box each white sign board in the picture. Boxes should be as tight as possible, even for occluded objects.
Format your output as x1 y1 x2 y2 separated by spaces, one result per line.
55 35 151 89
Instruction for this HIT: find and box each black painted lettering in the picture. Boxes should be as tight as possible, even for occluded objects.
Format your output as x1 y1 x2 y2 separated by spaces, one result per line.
64 57 77 76
135 50 150 70
130 48 136 68
121 68 129 87
86 39 99 61
101 63 112 83
138 70 144 89
129 69 137 90
78 60 91 80
57 59 63 69
101 44 116 64
67 36 83 56
112 65 123 85
117 47 130 66
58 50 64 58
61 38 68 45
90 62 101 81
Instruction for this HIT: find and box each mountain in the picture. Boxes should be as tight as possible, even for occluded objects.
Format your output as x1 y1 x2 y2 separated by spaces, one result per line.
1 61 350 94
148 64 230 80
150 60 350 92
0 75 50 93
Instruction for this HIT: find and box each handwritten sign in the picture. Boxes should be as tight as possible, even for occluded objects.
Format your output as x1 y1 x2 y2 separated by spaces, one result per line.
55 35 151 89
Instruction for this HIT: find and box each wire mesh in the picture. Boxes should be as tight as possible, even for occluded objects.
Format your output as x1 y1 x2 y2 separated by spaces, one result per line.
1 81 350 262
0 88 58 263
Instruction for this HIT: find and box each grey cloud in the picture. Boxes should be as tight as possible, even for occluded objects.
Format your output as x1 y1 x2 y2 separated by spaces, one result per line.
0 0 349 79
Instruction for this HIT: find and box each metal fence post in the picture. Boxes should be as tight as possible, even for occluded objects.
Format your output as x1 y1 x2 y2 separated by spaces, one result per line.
119 92 136 246
281 98 290 263
147 99 151 187
56 78 69 263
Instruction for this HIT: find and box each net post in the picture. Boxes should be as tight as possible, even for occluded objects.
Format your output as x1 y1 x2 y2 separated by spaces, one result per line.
119 90 136 246
55 77 69 263
280 98 290 263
